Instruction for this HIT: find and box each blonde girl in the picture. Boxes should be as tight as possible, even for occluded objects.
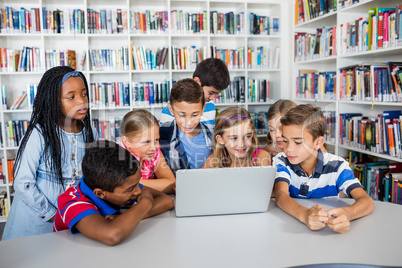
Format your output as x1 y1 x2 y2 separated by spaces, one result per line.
202 107 271 168
120 109 175 194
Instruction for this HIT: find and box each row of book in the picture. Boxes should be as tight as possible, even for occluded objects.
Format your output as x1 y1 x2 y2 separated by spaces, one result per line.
0 7 40 34
349 153 402 204
338 0 362 10
88 47 130 71
339 6 402 55
295 0 337 25
42 8 85 34
1 159 15 184
0 46 41 72
171 46 205 70
170 10 206 34
339 110 402 158
92 118 121 143
130 10 168 34
131 45 168 71
211 11 245 35
87 9 127 34
248 13 280 35
45 49 77 71
296 70 336 100
89 82 130 108
339 62 402 102
132 81 170 106
295 26 337 62
4 120 29 148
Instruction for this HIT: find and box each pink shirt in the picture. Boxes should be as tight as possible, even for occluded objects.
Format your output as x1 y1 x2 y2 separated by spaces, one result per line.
119 142 161 180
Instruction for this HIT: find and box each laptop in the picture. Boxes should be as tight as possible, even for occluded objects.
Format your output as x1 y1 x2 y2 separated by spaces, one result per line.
175 166 277 217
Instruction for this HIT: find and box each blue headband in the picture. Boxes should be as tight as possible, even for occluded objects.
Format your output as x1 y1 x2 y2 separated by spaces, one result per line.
61 71 83 85
222 115 252 126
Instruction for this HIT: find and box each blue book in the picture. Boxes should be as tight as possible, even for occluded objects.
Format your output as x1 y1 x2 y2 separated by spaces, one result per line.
151 52 156 70
148 82 154 104
124 83 129 106
12 10 19 32
20 7 26 33
383 110 402 155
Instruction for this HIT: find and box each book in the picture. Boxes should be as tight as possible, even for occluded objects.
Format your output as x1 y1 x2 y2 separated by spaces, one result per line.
10 91 27 110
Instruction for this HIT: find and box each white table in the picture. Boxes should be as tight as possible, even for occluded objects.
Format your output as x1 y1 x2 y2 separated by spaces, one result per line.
0 198 401 268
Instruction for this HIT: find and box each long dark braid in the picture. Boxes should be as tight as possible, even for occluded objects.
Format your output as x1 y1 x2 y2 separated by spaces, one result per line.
14 66 95 188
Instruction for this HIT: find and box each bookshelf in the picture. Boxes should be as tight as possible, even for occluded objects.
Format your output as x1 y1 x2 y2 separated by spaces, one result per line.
0 0 290 222
293 0 402 203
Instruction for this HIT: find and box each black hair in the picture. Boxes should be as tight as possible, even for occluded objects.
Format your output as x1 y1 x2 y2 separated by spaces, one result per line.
14 66 95 189
82 140 140 192
192 58 230 91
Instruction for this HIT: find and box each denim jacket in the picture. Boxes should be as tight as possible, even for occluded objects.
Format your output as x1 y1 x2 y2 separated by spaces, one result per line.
160 120 213 174
2 124 98 240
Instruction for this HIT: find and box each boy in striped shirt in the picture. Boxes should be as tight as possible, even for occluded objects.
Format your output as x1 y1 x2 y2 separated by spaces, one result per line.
53 140 174 246
160 58 230 131
273 104 374 234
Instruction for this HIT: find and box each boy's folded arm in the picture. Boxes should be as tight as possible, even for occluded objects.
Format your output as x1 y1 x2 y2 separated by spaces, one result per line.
74 198 153 246
142 186 174 219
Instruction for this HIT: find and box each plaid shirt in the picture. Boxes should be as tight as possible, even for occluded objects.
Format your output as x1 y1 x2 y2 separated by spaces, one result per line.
160 120 213 174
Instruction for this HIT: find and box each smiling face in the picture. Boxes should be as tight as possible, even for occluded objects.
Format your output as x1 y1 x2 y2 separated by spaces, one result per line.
268 114 284 151
168 101 205 137
60 76 89 125
282 124 321 168
101 170 142 207
216 121 254 162
123 125 160 161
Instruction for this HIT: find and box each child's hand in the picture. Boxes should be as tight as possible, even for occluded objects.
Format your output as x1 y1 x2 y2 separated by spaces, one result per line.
326 208 350 234
305 204 329 231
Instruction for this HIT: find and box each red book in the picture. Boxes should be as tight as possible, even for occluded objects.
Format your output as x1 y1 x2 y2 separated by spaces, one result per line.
200 13 203 31
378 12 384 48
35 8 40 32
115 83 119 106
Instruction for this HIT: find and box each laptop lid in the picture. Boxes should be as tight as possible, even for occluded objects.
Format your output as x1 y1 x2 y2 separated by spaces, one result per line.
175 166 276 217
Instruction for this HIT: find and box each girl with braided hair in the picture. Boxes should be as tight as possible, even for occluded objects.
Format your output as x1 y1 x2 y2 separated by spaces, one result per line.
2 66 98 240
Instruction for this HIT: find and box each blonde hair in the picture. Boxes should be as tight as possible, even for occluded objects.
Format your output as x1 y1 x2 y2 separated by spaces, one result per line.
266 99 297 144
120 109 159 138
212 107 258 168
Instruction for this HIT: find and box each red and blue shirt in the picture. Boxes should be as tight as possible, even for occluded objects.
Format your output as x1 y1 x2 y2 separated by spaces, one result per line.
53 177 141 234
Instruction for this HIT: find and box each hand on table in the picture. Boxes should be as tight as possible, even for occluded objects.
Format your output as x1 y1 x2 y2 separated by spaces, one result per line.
305 204 329 231
326 207 350 234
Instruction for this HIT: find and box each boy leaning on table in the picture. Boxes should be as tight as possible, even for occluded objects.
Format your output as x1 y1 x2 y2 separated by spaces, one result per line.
273 104 374 234
53 140 174 246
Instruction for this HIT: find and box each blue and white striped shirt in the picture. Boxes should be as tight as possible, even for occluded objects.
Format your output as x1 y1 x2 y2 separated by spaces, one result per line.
273 149 362 198
159 101 216 132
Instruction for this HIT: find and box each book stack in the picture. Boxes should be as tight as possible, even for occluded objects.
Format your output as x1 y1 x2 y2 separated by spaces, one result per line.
87 8 127 34
0 190 8 219
42 8 85 34
295 26 337 62
131 80 170 106
131 45 168 71
339 62 402 102
248 46 280 69
170 10 207 34
247 79 270 103
90 82 130 108
339 110 402 158
45 50 77 70
296 70 336 100
215 76 246 104
295 0 337 24
130 10 168 34
5 120 29 147
171 45 206 70
92 117 121 143
248 13 279 35
210 11 245 35
349 153 402 205
0 6 41 33
88 47 129 71
339 5 402 55
210 46 246 69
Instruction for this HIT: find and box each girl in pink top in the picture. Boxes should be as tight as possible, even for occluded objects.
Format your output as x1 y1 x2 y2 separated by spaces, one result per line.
120 109 175 194
201 107 271 168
